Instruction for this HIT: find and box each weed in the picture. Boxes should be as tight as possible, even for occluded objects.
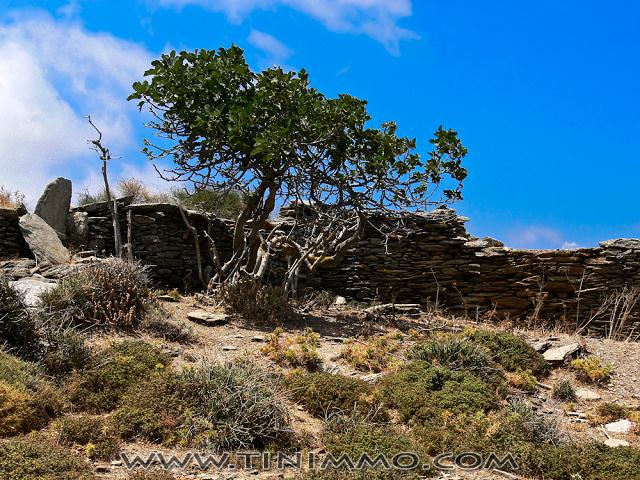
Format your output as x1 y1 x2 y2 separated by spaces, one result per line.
38 325 93 378
552 379 577 401
114 360 294 451
381 361 499 426
591 402 628 424
285 370 387 420
314 413 432 479
0 187 25 209
69 340 170 412
57 415 120 460
261 327 321 370
155 288 181 302
506 369 538 392
410 337 496 379
0 279 39 359
0 433 93 480
0 351 62 436
570 356 613 384
340 333 401 372
216 277 298 325
40 258 152 330
465 329 550 376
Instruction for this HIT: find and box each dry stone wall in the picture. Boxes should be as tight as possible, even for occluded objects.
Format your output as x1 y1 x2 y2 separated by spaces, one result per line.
2 197 640 333
303 207 640 334
0 207 31 259
71 199 233 289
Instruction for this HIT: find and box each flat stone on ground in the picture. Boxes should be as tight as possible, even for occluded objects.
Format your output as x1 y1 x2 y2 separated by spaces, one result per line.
575 388 602 401
187 310 230 326
157 295 179 302
604 438 630 448
543 343 581 366
605 419 634 434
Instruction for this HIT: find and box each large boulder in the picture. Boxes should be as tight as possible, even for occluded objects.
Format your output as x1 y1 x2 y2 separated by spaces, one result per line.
18 213 71 265
34 177 72 237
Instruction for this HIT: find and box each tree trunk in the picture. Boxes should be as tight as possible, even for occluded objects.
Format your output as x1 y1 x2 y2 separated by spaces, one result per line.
102 160 122 257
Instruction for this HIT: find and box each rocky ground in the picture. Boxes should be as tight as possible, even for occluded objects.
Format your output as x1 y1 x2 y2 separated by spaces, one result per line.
77 294 639 480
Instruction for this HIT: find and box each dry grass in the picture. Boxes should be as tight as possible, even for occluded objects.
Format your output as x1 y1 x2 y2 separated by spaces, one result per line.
340 332 402 372
0 186 24 209
261 327 321 370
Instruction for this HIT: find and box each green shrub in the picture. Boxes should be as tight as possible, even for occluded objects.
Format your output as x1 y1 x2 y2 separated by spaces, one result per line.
286 371 386 420
0 279 39 359
57 415 120 460
114 360 294 451
39 326 93 378
514 442 640 480
312 414 432 479
261 327 321 370
506 369 538 392
40 259 151 330
69 340 170 412
570 356 613 384
465 329 550 376
0 433 93 480
552 379 576 401
380 361 499 426
340 333 401 372
410 337 496 379
0 352 62 436
592 402 628 424
217 277 298 325
172 187 246 218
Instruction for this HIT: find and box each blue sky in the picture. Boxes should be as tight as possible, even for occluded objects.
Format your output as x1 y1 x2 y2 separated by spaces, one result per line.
1 1 639 249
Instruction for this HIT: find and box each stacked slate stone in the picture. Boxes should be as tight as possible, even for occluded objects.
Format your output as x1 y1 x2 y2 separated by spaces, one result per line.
0 206 31 259
72 200 234 288
291 206 640 334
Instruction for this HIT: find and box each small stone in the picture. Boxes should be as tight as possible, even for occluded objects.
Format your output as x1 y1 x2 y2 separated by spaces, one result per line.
604 438 630 448
187 310 229 326
334 295 347 305
325 336 347 343
575 388 602 401
157 295 179 302
322 363 341 374
94 464 111 472
605 419 634 434
361 372 384 383
251 335 265 342
110 460 122 466
543 343 581 366
221 345 238 351
567 411 587 419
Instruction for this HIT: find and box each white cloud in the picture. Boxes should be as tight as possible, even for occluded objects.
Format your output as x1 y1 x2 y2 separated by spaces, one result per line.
158 0 417 54
560 241 581 250
248 29 293 67
0 11 153 204
505 226 563 249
